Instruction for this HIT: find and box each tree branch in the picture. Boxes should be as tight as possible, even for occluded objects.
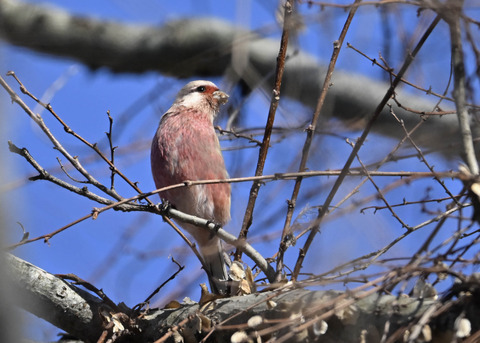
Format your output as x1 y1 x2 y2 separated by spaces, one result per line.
5 254 105 342
0 0 473 159
7 253 480 343
443 0 479 174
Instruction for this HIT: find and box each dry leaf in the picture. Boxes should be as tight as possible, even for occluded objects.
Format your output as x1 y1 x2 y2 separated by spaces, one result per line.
164 300 182 309
199 283 223 305
229 261 246 281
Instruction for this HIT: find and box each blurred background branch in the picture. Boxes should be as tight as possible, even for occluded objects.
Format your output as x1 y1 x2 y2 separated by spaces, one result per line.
1 0 477 159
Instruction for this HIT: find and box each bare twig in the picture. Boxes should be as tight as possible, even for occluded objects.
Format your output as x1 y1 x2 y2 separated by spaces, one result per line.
56 273 120 312
388 103 460 205
4 71 151 203
235 0 294 261
442 0 479 174
292 14 442 281
215 126 262 146
347 42 477 110
354 146 410 229
105 110 117 191
1 73 119 199
133 257 185 313
56 157 89 184
277 0 362 281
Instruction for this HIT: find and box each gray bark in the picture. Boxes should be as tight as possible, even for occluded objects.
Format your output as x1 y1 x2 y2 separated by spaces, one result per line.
5 254 105 343
7 253 478 343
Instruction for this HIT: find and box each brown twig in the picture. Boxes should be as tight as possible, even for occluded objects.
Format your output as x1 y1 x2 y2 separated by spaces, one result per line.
277 0 362 282
388 103 461 205
235 0 294 261
133 257 185 314
56 157 89 184
56 273 120 312
354 145 410 229
1 73 119 200
347 42 478 110
361 194 463 212
215 126 262 146
105 110 117 191
300 0 420 8
291 13 442 281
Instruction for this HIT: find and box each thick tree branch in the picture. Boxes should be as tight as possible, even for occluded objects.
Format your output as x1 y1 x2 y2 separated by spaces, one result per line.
5 254 105 342
7 253 480 342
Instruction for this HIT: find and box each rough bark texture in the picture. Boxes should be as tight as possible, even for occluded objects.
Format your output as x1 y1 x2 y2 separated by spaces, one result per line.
5 254 105 343
0 0 474 160
6 254 480 343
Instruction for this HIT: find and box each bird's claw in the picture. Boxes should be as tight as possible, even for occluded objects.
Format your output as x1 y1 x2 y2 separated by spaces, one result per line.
206 220 222 233
157 200 172 218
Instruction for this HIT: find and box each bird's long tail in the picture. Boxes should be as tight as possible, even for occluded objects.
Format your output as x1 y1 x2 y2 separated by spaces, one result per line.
200 238 229 294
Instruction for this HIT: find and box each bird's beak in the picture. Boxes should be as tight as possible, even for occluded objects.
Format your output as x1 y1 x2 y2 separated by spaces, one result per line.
213 90 229 105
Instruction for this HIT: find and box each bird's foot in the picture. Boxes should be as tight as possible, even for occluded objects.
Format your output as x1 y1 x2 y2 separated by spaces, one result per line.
157 200 172 218
206 220 222 233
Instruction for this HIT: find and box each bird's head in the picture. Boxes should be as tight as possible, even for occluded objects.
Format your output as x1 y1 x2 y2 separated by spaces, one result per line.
174 80 229 115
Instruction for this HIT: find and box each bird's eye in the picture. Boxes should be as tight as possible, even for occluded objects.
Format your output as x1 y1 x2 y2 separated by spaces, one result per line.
196 86 206 92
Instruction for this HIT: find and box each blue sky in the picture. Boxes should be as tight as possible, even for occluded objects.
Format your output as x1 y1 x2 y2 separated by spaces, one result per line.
1 0 479 340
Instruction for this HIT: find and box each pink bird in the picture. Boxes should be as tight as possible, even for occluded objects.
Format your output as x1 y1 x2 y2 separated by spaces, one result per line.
151 80 231 294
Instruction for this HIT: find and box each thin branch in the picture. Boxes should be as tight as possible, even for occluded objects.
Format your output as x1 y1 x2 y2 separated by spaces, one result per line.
361 194 463 212
442 0 479 174
8 141 113 206
354 145 411 229
1 72 120 200
235 0 293 261
105 110 117 191
133 257 185 313
388 103 461 205
292 14 442 281
56 157 89 184
346 42 476 110
6 71 151 203
276 0 361 281
215 126 262 146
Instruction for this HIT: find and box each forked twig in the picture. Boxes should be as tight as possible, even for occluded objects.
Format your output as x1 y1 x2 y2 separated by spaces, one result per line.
291 14 443 281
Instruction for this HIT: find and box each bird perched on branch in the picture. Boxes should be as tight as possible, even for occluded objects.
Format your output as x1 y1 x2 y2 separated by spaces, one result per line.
151 80 231 294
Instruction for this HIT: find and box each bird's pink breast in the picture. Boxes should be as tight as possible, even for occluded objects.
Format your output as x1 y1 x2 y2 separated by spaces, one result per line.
151 107 231 225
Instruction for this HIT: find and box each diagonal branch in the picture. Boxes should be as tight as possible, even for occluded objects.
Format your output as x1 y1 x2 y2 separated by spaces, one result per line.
234 0 293 261
0 73 119 200
291 14 443 280
276 0 361 281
